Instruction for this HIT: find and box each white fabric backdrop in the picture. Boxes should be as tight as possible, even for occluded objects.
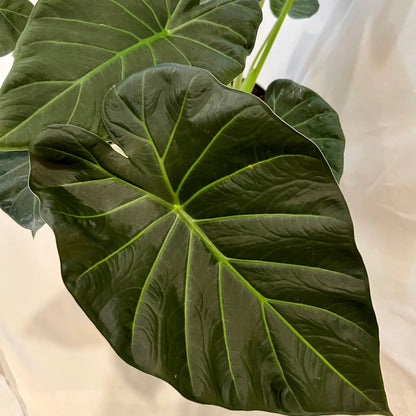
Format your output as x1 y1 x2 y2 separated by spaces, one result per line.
0 0 415 415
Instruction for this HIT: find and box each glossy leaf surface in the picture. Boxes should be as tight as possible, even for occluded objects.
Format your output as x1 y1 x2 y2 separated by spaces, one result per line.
0 0 33 56
30 65 390 415
0 0 261 149
0 150 43 233
265 79 345 182
270 0 319 19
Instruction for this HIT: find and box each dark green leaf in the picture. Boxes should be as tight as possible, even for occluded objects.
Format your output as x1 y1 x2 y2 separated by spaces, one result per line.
0 0 33 56
29 65 390 416
265 79 345 182
0 0 261 150
271 0 319 20
0 150 44 234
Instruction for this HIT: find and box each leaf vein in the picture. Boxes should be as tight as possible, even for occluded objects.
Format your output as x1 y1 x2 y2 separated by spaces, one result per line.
106 0 157 34
182 154 318 207
51 195 147 219
130 215 179 350
176 106 256 195
76 212 173 283
280 96 313 119
265 303 384 411
169 34 240 66
35 16 141 41
261 304 303 410
218 264 242 401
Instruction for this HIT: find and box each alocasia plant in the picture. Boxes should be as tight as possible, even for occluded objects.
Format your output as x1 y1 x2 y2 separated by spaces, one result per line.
0 0 393 415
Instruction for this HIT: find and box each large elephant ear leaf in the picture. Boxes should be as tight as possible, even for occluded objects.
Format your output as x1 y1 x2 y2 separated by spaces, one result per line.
0 0 261 150
265 79 345 182
0 150 44 234
270 0 319 19
0 0 33 56
29 64 391 416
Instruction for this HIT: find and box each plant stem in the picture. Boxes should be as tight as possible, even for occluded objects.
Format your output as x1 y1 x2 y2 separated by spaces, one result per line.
240 0 294 93
231 72 244 89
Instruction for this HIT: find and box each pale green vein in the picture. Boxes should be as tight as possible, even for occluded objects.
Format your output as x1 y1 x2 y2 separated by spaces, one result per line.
130 215 179 349
9 187 26 209
293 113 324 129
164 0 181 28
1 160 28 177
194 212 341 223
107 0 157 34
51 195 147 219
261 304 303 411
267 87 284 112
218 264 241 401
0 10 19 32
140 71 177 202
174 18 247 44
270 299 371 335
120 56 125 79
280 96 313 119
167 0 245 32
163 0 171 20
182 154 316 208
169 34 241 66
7 80 72 94
139 0 164 31
76 212 173 283
228 257 359 280
26 39 118 54
162 76 195 160
34 144 171 209
32 196 41 231
175 106 256 196
0 9 29 19
265 303 385 412
36 16 142 41
59 177 114 188
67 83 83 124
162 37 191 65
74 134 102 166
147 44 157 65
184 230 194 389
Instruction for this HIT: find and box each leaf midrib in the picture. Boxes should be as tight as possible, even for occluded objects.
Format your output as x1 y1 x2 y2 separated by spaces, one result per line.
175 206 382 411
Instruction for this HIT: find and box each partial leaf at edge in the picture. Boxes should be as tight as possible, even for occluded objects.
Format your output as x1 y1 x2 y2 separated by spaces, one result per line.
270 0 319 20
265 79 345 182
0 0 33 56
29 64 391 415
0 150 44 234
0 0 262 150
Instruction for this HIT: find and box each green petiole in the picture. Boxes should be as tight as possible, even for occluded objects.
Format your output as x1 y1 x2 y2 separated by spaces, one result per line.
240 0 295 93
